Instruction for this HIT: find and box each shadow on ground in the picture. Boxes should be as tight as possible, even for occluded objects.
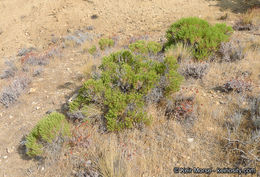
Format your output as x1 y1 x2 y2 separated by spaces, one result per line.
206 0 260 13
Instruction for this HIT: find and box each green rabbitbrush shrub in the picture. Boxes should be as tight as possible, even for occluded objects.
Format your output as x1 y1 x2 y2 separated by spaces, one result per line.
25 112 71 157
99 38 115 50
129 40 162 55
165 17 233 60
69 46 183 131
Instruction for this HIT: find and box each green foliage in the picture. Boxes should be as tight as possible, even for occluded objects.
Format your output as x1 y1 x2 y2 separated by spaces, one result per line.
99 38 115 50
25 112 71 157
129 40 162 55
88 45 97 55
69 49 183 131
165 17 233 60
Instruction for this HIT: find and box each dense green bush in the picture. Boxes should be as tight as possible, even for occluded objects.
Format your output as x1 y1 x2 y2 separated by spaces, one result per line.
129 40 162 55
25 112 70 157
165 17 233 60
69 48 183 131
98 38 115 50
88 45 97 55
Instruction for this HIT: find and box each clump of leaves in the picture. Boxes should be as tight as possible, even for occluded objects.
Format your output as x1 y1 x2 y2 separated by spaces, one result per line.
25 112 71 157
88 45 97 55
129 40 162 55
69 49 183 131
165 17 233 60
99 38 115 50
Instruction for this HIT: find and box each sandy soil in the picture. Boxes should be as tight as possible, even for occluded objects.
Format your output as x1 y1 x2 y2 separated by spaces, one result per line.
0 0 256 176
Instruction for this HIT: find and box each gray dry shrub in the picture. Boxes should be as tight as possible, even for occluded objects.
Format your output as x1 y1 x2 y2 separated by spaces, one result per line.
0 76 31 107
0 60 18 79
179 61 209 79
222 79 252 93
219 40 245 62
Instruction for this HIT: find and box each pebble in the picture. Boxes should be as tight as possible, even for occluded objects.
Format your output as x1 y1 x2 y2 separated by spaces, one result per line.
219 101 225 104
187 138 194 143
28 88 36 94
36 106 40 110
3 156 8 159
6 147 14 153
86 160 92 166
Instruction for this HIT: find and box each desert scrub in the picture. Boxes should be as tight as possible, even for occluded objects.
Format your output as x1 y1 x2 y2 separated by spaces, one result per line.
25 112 70 157
99 38 115 50
165 17 233 60
88 45 97 55
129 40 162 55
69 49 183 131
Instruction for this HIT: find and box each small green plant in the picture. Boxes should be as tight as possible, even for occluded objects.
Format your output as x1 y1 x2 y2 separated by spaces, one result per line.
88 45 97 55
165 17 233 60
25 112 70 157
69 47 183 131
129 40 162 55
99 38 115 50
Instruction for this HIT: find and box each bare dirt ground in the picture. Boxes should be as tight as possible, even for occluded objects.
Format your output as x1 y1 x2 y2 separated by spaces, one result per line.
0 0 259 176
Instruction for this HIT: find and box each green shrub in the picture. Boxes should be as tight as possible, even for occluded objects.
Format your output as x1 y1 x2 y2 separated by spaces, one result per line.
165 17 233 60
129 40 162 55
99 38 115 50
25 112 70 157
88 45 97 55
69 48 183 131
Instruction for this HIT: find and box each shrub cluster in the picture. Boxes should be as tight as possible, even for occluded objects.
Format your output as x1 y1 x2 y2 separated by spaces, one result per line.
98 38 115 50
129 40 162 55
165 17 233 60
25 112 70 157
68 48 183 131
88 45 97 55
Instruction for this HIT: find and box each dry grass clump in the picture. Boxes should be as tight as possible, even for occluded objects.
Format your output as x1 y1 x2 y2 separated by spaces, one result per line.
233 7 260 31
221 93 260 171
165 43 193 63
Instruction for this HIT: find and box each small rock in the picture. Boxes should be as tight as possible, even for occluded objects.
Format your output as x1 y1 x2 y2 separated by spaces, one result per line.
9 115 13 119
91 14 98 19
86 160 92 166
219 101 225 104
41 167 44 171
28 88 36 94
3 156 8 159
46 110 55 114
6 147 14 153
86 26 94 30
36 106 40 110
187 138 194 143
